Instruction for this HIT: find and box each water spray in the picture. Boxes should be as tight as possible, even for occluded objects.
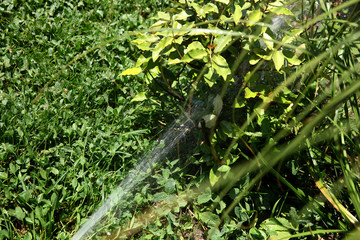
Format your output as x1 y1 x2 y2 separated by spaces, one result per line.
71 104 204 240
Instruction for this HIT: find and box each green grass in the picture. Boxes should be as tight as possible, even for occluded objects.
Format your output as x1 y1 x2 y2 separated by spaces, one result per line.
0 0 169 239
1 0 360 239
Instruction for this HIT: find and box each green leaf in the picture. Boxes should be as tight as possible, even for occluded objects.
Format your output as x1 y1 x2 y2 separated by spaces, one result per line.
185 41 205 52
217 165 231 173
191 2 218 18
272 50 284 71
202 114 217 128
247 10 262 26
198 211 220 227
285 55 302 66
182 49 208 63
120 67 142 76
150 20 168 28
249 54 261 65
152 37 173 61
0 171 8 179
50 167 59 175
51 193 58 207
242 2 252 10
220 121 236 137
153 192 168 202
295 43 306 57
131 34 159 50
270 7 294 16
204 67 215 87
249 228 268 239
168 58 182 65
209 168 220 186
157 11 170 21
15 206 25 221
211 54 231 81
215 0 230 4
203 3 219 15
197 190 212 204
234 97 245 108
165 178 176 194
256 51 272 61
260 217 296 240
282 29 303 44
173 10 191 21
245 88 257 98
263 33 274 50
233 5 242 24
214 34 232 53
283 50 303 66
136 55 150 67
182 41 208 62
131 92 147 102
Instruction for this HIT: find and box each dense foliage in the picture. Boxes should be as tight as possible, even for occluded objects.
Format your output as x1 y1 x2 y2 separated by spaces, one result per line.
1 0 360 239
121 0 360 239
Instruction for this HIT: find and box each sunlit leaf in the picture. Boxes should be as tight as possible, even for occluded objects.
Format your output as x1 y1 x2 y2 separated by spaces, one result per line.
249 54 261 65
242 2 252 10
247 10 262 26
272 50 284 71
168 58 182 65
150 20 168 28
152 37 173 61
182 49 208 63
211 54 231 81
120 67 142 76
136 55 150 67
285 55 302 66
214 34 232 53
173 10 191 21
234 97 245 108
209 168 220 186
215 0 230 4
203 3 219 15
282 29 303 44
191 2 218 18
157 11 170 21
131 92 147 102
245 87 258 98
217 165 231 172
185 41 206 53
233 5 242 24
263 32 274 50
256 52 272 61
270 7 294 16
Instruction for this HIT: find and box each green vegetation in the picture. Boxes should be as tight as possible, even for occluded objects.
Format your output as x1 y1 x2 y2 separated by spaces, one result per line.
0 0 169 239
1 0 360 239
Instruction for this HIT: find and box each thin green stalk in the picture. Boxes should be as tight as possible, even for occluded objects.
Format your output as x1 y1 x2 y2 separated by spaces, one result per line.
278 229 346 240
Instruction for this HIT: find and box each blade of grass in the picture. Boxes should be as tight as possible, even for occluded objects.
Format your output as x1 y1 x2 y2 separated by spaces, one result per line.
307 139 359 227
